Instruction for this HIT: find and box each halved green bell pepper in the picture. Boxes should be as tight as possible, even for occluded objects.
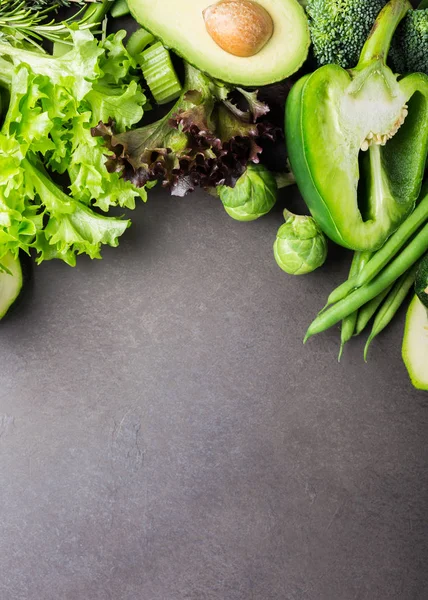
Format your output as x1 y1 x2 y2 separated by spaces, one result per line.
285 0 428 251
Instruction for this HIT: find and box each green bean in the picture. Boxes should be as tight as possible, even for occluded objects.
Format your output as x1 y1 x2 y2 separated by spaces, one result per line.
326 251 372 308
304 220 428 341
355 192 428 289
338 313 357 361
338 251 372 360
327 277 358 306
363 265 418 361
354 284 393 335
126 28 155 58
326 188 428 306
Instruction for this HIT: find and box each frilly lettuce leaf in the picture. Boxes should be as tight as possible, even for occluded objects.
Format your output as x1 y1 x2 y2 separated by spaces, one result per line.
25 157 130 267
0 28 104 101
92 63 279 197
97 30 138 86
0 28 148 265
84 80 146 131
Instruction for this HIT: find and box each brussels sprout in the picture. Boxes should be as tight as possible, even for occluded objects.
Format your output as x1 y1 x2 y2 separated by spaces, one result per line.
218 163 277 221
273 209 328 275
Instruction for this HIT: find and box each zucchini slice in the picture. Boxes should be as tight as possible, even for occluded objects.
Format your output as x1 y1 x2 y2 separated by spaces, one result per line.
415 253 428 309
402 295 428 391
0 252 23 320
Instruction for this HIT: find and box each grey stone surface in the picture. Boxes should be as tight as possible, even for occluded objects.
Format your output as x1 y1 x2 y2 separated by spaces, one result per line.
0 187 427 600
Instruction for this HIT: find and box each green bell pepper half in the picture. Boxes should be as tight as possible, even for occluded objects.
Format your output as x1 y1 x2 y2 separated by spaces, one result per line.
285 0 428 252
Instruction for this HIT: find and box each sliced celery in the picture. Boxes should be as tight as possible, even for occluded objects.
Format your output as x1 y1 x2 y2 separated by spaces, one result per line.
111 0 130 18
139 41 182 105
126 28 155 58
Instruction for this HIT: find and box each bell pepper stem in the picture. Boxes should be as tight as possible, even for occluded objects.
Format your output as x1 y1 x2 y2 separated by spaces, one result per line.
356 0 411 69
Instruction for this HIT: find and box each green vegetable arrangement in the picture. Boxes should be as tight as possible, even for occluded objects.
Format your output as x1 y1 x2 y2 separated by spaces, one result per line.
286 0 428 251
290 0 428 389
0 1 287 311
0 0 426 391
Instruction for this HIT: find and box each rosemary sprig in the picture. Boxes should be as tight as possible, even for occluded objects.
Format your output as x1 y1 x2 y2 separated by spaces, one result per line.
0 0 98 48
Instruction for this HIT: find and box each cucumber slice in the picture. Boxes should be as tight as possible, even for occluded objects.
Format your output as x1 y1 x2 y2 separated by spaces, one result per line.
0 253 23 320
402 295 428 390
139 41 182 105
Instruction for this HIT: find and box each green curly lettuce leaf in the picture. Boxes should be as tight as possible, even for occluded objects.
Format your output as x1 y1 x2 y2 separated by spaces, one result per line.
0 28 148 265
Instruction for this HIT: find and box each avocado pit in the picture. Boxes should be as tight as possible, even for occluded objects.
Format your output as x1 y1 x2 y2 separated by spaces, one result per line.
203 0 274 58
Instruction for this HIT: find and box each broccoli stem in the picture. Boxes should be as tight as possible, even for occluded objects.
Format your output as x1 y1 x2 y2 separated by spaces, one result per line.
356 0 411 68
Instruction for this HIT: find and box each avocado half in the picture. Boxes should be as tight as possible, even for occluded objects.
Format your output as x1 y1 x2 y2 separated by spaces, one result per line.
127 0 310 86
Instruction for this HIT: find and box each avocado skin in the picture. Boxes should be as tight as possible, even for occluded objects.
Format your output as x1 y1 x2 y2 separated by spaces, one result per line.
126 0 310 87
415 254 428 309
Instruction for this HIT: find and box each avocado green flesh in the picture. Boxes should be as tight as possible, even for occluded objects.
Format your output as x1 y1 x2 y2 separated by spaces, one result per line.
0 252 23 320
127 0 310 86
402 295 428 391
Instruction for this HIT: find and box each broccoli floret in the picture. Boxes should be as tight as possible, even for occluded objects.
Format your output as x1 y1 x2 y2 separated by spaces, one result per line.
306 0 388 68
394 8 428 75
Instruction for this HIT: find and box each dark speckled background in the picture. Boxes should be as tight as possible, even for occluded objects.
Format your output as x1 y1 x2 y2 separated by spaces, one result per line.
1 187 427 600
1 5 428 599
